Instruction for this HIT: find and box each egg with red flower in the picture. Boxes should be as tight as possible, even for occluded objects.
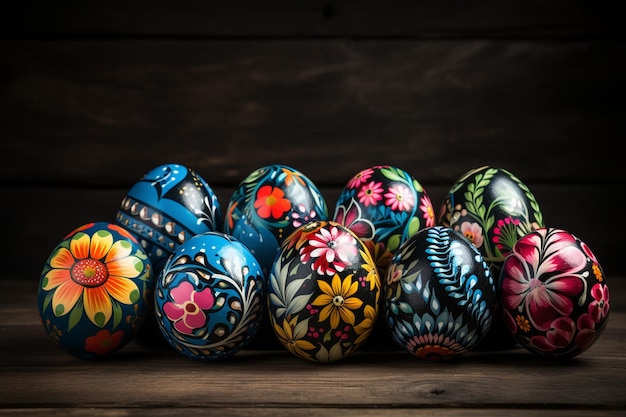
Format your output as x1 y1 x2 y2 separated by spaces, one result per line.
224 164 328 276
499 228 610 360
37 222 153 359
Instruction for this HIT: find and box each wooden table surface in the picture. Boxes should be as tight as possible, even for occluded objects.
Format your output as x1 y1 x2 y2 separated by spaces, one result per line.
1 277 624 417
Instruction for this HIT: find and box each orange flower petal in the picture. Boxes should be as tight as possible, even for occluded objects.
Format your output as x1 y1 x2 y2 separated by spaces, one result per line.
42 268 72 290
311 293 332 307
104 275 139 304
343 297 363 310
51 280 83 316
338 306 356 325
69 232 91 260
106 255 143 279
49 247 76 269
343 279 359 298
316 280 333 298
83 286 113 327
331 274 342 295
90 230 114 260
105 240 132 263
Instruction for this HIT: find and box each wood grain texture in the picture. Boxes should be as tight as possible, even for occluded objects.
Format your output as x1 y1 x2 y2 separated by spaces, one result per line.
1 0 622 39
0 411 624 417
1 40 624 187
0 279 624 413
1 410 624 417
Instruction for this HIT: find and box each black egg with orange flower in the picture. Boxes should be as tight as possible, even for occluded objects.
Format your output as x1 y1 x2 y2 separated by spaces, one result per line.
267 220 381 363
37 222 153 359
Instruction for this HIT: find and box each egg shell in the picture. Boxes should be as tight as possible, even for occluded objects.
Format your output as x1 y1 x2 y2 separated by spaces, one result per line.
499 228 610 360
37 222 153 359
333 165 435 277
224 164 329 276
268 221 381 363
154 231 265 361
438 165 545 349
116 163 223 275
384 226 496 361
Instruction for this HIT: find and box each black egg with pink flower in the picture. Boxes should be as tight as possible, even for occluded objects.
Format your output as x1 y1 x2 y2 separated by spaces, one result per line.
267 221 381 363
499 227 610 360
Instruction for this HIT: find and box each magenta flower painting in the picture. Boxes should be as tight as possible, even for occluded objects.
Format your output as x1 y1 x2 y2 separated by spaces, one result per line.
500 228 610 360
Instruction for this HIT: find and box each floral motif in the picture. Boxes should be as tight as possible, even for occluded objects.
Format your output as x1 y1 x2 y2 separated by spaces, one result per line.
333 198 375 240
163 281 215 335
357 181 384 206
312 274 363 329
267 221 381 363
501 229 586 332
273 316 316 359
440 166 544 277
291 203 320 228
254 185 292 219
460 221 484 248
299 225 359 276
420 195 436 228
84 329 125 355
492 217 522 257
384 183 414 212
588 283 610 323
347 167 375 189
41 226 145 328
500 228 611 359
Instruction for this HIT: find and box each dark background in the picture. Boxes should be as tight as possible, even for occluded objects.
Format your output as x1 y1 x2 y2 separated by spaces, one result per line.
1 0 624 280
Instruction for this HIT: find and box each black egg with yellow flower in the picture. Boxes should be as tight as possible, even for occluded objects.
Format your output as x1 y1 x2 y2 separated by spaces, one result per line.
267 220 381 363
37 222 153 359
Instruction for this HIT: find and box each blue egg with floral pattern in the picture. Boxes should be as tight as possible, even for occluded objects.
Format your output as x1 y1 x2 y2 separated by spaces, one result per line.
383 226 496 361
224 164 328 276
116 163 223 276
154 232 265 361
37 222 153 359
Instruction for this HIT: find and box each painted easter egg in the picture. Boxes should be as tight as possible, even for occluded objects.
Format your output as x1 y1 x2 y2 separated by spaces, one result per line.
154 232 265 361
37 222 153 359
116 163 223 275
383 226 496 361
499 228 610 360
267 221 381 363
438 165 545 349
333 165 435 278
224 164 328 276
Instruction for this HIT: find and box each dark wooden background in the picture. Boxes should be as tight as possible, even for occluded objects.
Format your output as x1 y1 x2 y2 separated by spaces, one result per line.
1 0 624 283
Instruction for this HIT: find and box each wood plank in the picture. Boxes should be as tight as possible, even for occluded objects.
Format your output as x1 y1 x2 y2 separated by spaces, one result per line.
1 0 622 38
1 40 623 187
0 278 625 410
0 409 624 417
